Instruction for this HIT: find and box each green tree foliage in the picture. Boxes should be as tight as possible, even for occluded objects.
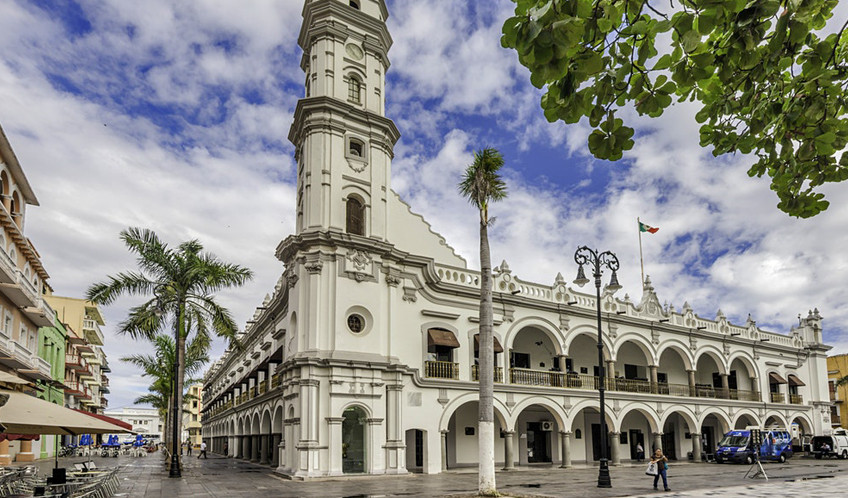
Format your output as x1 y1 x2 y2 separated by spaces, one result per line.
88 227 252 461
501 0 848 218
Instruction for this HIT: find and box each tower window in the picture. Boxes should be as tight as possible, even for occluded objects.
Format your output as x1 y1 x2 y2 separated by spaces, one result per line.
348 76 362 104
346 196 365 235
349 1 360 9
349 139 363 158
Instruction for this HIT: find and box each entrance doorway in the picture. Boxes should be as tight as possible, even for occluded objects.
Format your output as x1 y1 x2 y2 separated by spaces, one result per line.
591 424 612 461
526 422 551 463
629 430 645 460
662 430 677 460
342 406 366 473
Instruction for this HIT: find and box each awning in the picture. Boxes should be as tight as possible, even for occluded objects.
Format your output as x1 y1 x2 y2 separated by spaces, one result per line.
73 409 133 432
0 390 131 435
0 370 28 385
473 334 504 353
768 372 788 384
787 374 806 387
427 329 460 348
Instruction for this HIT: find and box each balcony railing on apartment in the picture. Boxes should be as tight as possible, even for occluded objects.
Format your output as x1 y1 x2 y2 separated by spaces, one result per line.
790 394 804 405
424 360 459 380
471 365 504 383
770 392 786 403
271 372 282 389
832 415 842 425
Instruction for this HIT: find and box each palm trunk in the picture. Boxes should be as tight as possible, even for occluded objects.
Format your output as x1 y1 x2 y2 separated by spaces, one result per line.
164 400 172 458
478 220 496 495
174 301 187 467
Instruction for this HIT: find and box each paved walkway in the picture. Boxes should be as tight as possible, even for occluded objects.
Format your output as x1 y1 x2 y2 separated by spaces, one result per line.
13 453 848 497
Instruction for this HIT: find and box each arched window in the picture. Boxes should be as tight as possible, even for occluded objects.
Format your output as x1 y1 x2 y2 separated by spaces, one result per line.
348 75 362 104
349 0 360 10
346 196 365 235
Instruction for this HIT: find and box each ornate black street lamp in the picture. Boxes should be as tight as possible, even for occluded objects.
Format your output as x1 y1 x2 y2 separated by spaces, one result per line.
573 246 622 489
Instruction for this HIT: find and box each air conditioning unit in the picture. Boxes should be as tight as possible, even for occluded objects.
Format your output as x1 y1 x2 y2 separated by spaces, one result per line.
541 421 554 431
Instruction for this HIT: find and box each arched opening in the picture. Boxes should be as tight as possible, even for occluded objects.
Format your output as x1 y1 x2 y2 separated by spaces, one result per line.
694 353 725 398
764 414 786 429
345 196 365 235
614 340 652 393
0 171 8 211
516 404 561 465
700 412 730 459
10 191 21 227
404 428 428 473
790 416 813 452
342 405 367 474
347 74 362 104
734 413 758 429
445 401 506 468
728 357 757 400
767 371 788 403
656 346 690 396
426 328 459 379
570 406 615 464
473 333 504 382
349 138 365 158
260 410 272 465
510 326 563 387
619 409 657 462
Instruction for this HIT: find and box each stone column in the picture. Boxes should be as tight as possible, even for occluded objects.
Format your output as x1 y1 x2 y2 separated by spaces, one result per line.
609 432 621 466
15 439 35 462
271 434 282 467
276 438 286 474
384 383 406 474
606 360 616 379
251 435 260 462
691 433 702 462
653 432 663 453
720 373 730 399
259 435 270 465
440 430 448 472
327 417 344 476
649 365 659 394
751 376 761 401
559 431 572 468
234 436 241 458
242 436 250 460
687 369 696 397
502 431 515 470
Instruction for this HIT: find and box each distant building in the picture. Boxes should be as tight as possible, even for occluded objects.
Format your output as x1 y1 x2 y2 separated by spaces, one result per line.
183 383 203 448
43 295 110 414
827 355 848 430
0 123 56 464
104 407 163 442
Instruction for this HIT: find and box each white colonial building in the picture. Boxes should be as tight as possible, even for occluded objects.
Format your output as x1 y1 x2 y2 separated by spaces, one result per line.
103 407 162 442
200 0 833 478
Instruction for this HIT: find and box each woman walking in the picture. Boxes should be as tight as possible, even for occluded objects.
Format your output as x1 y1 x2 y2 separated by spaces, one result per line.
651 448 670 491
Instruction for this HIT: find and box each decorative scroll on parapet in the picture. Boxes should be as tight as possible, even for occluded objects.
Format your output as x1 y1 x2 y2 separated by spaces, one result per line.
635 275 668 320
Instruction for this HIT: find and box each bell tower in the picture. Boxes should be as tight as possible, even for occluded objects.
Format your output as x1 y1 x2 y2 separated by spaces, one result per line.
289 0 400 240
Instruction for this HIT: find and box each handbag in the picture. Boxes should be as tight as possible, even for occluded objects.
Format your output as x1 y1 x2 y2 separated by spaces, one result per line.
645 461 658 476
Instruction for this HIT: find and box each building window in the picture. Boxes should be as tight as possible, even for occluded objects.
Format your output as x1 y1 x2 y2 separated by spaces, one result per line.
347 314 364 333
349 139 364 158
348 76 362 104
349 0 360 10
346 197 365 235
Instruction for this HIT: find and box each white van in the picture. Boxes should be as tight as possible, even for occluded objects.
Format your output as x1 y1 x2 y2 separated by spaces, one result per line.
811 429 848 459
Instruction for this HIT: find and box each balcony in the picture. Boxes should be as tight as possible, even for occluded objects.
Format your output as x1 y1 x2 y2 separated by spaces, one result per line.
790 394 804 405
22 298 56 328
82 319 104 346
271 372 282 389
770 392 786 403
424 360 459 380
0 270 39 308
18 354 53 382
65 354 88 371
832 415 842 426
101 375 109 386
0 244 16 284
64 380 91 399
0 340 34 370
471 365 504 383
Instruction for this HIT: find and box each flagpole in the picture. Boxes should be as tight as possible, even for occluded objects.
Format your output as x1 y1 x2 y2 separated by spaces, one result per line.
638 217 645 286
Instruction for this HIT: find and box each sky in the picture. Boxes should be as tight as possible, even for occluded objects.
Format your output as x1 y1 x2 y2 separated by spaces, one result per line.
1 0 847 411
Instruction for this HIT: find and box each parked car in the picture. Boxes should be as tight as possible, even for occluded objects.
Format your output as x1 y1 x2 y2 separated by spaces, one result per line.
811 429 848 459
715 428 793 464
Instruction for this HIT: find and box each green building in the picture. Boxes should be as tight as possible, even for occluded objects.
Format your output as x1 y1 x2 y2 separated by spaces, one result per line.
36 316 67 459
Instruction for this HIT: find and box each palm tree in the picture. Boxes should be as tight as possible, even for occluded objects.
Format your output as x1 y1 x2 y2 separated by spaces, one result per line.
123 334 210 450
458 147 507 496
87 227 253 469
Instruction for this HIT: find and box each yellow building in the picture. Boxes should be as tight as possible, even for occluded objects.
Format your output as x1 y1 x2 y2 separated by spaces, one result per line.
827 354 848 430
0 123 56 464
43 295 109 413
183 383 203 448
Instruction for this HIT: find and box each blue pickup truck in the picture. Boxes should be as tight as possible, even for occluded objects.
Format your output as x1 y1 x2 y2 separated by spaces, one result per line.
714 428 793 464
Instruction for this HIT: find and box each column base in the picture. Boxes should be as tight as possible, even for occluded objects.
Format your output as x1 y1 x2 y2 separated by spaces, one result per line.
15 452 35 462
0 455 11 466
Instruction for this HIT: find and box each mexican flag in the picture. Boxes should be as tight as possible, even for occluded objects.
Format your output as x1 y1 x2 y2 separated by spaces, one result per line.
639 221 659 234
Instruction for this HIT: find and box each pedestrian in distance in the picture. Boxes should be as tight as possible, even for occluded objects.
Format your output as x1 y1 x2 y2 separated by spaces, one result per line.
636 442 645 462
651 448 670 492
198 441 207 459
186 440 193 456
223 441 229 457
